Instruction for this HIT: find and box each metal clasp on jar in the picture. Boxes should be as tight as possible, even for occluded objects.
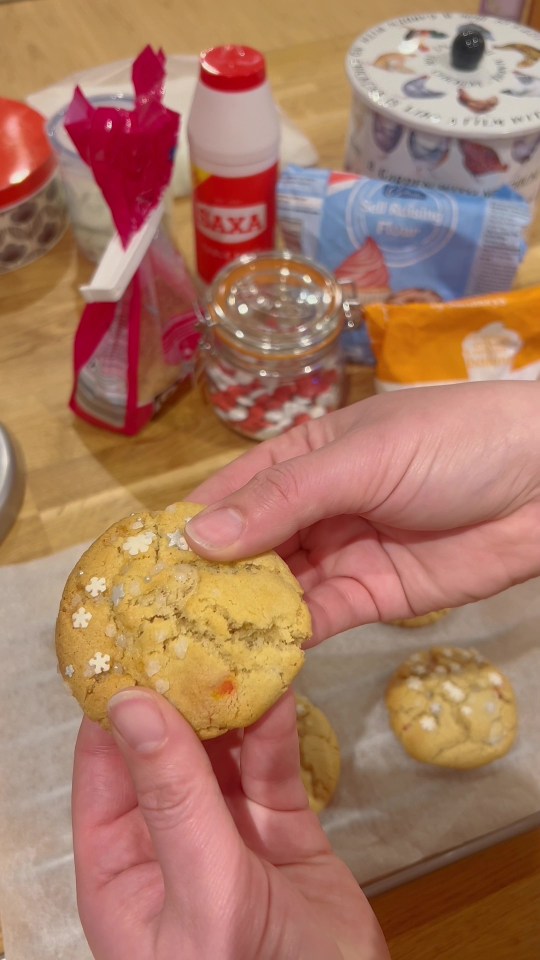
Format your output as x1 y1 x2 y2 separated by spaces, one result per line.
338 281 365 330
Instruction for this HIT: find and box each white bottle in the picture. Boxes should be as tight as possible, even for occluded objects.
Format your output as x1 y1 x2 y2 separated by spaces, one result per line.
187 45 280 284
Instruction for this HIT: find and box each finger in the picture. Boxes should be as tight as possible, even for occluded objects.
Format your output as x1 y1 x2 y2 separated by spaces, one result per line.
239 690 332 864
203 729 243 797
107 688 243 903
240 689 308 811
73 716 138 827
73 717 155 901
185 438 369 561
305 581 380 645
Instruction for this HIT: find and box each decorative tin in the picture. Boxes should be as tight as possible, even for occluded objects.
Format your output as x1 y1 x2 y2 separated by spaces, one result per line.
345 12 540 200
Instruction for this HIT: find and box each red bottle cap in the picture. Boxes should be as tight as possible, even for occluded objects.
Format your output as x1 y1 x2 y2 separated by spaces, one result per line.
199 45 266 92
0 98 55 210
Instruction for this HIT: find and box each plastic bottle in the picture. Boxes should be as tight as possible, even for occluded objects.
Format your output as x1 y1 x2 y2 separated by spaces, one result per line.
187 45 280 284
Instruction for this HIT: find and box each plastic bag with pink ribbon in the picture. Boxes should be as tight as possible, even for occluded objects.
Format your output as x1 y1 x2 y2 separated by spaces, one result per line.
65 46 200 434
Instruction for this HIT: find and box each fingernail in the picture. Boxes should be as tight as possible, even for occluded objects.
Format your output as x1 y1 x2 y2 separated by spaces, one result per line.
108 691 167 755
186 507 245 548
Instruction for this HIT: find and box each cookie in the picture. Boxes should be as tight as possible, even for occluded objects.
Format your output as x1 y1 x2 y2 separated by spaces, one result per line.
389 609 449 628
296 694 340 813
385 646 517 769
56 502 311 739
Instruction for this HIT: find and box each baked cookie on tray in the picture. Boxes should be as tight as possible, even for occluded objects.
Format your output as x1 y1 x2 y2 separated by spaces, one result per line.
295 693 340 813
385 646 517 769
56 502 311 739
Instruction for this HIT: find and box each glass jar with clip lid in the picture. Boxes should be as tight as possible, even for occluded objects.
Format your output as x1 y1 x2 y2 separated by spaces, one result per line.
199 250 359 441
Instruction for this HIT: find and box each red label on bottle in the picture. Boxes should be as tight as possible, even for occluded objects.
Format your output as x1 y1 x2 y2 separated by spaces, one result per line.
192 163 277 283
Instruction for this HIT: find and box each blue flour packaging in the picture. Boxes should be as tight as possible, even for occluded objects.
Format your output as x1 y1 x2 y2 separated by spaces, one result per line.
277 165 531 363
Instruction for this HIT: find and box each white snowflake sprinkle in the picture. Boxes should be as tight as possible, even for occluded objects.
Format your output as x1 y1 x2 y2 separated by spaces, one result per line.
155 678 170 695
122 531 155 556
406 677 424 692
442 680 466 703
85 576 106 598
461 705 473 718
72 607 92 629
431 702 442 716
419 715 437 732
65 664 75 678
131 519 144 530
488 671 503 687
167 530 189 550
112 584 125 606
89 652 111 675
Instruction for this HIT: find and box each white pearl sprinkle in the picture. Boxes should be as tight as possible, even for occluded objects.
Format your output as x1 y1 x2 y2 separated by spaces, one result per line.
174 638 189 660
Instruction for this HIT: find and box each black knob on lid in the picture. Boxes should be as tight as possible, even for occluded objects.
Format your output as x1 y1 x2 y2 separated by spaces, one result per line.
451 28 485 71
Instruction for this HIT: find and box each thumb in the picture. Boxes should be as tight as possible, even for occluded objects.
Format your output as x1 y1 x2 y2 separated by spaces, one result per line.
107 688 243 904
185 442 367 559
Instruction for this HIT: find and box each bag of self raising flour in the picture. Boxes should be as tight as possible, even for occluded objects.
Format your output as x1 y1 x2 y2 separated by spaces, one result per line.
363 286 540 392
277 165 531 364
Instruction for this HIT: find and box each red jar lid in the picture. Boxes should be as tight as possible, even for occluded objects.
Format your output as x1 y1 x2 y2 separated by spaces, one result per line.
0 98 56 210
199 45 266 92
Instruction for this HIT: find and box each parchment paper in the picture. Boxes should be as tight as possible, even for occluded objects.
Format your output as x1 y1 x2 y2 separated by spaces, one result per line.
0 545 539 959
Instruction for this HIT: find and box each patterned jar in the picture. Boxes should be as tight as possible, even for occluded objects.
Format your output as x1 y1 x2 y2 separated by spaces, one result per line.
0 98 67 274
200 251 348 441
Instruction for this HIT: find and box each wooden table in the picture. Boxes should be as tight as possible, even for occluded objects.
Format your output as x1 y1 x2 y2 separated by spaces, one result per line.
1 1 539 957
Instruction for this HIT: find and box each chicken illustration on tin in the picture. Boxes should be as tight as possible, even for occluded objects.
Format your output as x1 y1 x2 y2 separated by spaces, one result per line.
408 131 450 169
401 28 447 53
511 133 540 164
372 52 415 74
459 140 509 178
495 43 540 69
457 89 499 114
402 75 444 99
372 113 404 153
502 71 540 98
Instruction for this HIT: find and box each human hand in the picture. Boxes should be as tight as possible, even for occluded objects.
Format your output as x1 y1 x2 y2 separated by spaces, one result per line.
185 381 540 643
73 688 388 960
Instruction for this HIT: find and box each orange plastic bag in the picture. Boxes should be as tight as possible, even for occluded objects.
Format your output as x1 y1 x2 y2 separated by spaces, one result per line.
364 286 540 392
